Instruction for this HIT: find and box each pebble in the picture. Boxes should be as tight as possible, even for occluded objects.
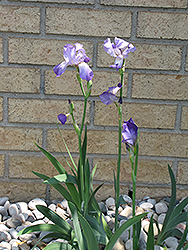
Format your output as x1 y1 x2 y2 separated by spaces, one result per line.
0 195 186 249
155 201 168 214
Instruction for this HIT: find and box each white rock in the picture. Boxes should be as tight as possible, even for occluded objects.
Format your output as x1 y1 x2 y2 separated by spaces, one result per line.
9 228 18 239
48 204 56 212
56 207 67 220
165 237 178 249
8 204 19 216
9 239 21 247
0 241 11 250
32 209 44 220
4 201 10 211
143 196 150 201
147 198 156 206
140 228 148 242
140 202 153 210
0 224 10 232
0 231 11 242
155 202 168 214
104 215 111 223
28 198 47 210
18 232 36 242
122 195 132 204
112 238 125 250
106 197 115 209
125 238 133 250
60 199 68 210
0 206 8 216
120 205 132 218
0 197 9 206
158 213 166 224
15 202 28 213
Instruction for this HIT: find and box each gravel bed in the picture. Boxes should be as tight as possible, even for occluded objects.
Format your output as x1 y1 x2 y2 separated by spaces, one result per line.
0 195 187 250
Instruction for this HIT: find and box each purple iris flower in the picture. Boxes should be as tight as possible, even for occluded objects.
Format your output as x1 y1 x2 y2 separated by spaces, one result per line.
58 114 67 125
54 43 93 81
103 37 136 70
122 118 138 146
100 83 122 105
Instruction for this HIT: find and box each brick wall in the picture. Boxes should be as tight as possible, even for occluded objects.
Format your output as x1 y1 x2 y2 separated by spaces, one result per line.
0 0 188 202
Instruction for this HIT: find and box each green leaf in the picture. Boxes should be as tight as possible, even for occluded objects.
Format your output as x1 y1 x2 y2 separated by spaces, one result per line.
167 212 187 229
56 125 77 172
34 143 66 174
18 224 66 236
78 212 99 250
82 125 87 166
146 215 154 250
104 213 147 250
183 243 188 250
91 164 97 192
42 242 74 250
84 159 90 213
36 205 72 234
171 197 188 219
68 202 86 250
86 214 109 245
176 212 188 250
32 171 73 202
43 174 77 185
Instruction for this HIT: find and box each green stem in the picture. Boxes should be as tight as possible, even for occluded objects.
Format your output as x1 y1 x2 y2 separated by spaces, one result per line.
114 60 125 232
80 98 87 134
78 135 84 201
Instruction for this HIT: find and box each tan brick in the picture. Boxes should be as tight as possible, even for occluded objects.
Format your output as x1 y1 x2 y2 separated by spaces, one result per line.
15 0 94 3
101 0 187 8
0 97 3 122
0 181 46 202
9 38 93 65
132 74 188 100
139 132 188 158
0 38 3 63
93 158 171 184
8 99 90 124
0 67 40 93
9 154 77 179
177 189 188 199
97 42 182 70
181 106 188 130
46 8 131 37
0 127 42 151
47 129 79 153
137 12 188 40
47 129 118 154
136 186 171 200
176 161 188 185
45 70 128 96
0 154 4 177
0 6 40 33
94 102 176 129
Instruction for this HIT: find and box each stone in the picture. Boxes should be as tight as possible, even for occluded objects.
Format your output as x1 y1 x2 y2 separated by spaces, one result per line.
120 205 132 218
98 202 107 214
0 197 9 206
5 215 23 228
15 202 28 213
0 206 8 217
136 206 145 215
18 232 36 242
48 204 56 212
32 209 44 220
9 228 18 239
125 238 133 250
122 195 132 204
119 220 132 242
8 204 19 216
155 202 168 214
165 237 178 249
140 202 153 210
158 213 166 224
112 238 125 250
39 231 53 243
28 198 47 210
56 207 67 220
147 199 156 206
0 231 11 242
0 241 11 250
144 223 163 236
106 197 115 209
154 246 164 250
18 242 30 250
0 224 9 232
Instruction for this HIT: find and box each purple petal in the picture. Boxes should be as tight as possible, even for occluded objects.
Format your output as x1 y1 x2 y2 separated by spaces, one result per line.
110 57 124 70
53 61 68 77
122 118 138 145
63 44 76 65
78 62 94 81
108 84 122 95
100 91 118 105
58 114 67 125
103 38 116 57
114 37 129 50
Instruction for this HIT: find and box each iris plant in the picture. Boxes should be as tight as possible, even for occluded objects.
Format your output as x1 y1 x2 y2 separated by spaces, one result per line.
103 37 136 70
54 43 93 81
101 37 136 232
